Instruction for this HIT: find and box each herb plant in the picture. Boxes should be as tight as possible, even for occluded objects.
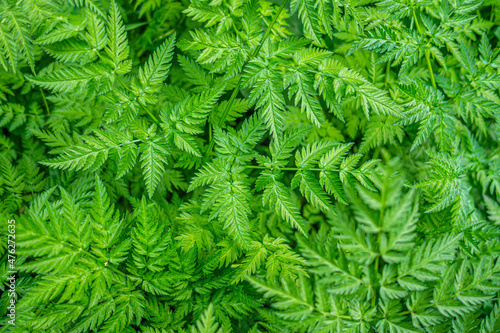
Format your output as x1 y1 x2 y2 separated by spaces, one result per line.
1 0 500 332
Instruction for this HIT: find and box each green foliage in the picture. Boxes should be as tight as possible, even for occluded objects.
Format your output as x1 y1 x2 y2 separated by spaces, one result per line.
1 0 500 332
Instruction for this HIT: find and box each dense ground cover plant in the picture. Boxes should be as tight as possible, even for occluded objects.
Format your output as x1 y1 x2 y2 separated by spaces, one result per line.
1 0 500 331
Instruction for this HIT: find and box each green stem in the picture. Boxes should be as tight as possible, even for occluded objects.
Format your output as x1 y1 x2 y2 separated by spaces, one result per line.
487 10 495 34
245 165 266 169
317 310 352 320
63 241 129 279
115 75 159 123
413 11 436 89
203 0 291 161
384 60 391 89
425 50 436 89
412 11 421 35
209 121 213 143
245 165 323 172
136 102 159 123
252 0 289 62
400 277 489 317
39 88 50 115
280 167 321 171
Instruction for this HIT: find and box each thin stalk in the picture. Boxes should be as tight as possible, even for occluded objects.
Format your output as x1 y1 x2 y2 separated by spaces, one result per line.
115 75 159 123
135 101 159 123
487 11 495 33
245 165 267 169
413 11 436 89
384 60 391 88
40 88 50 115
425 50 436 89
63 241 130 279
245 165 324 172
400 276 487 316
280 167 322 172
203 0 291 161
413 11 422 39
